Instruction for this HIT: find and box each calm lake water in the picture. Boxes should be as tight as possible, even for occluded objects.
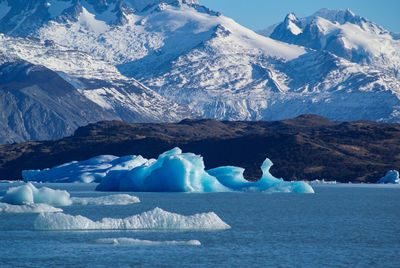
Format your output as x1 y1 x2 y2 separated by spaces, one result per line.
0 183 399 267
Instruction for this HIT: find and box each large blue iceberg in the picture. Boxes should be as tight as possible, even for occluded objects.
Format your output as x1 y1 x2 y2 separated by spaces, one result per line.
22 148 314 193
96 148 314 193
376 170 400 184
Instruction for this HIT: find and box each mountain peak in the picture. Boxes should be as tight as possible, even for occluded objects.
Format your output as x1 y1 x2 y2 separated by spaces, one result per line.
345 8 355 17
312 8 358 25
125 0 199 11
285 12 298 22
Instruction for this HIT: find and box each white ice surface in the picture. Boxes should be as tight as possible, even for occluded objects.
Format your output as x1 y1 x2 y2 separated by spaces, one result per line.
92 237 201 246
34 207 231 230
0 202 62 213
71 194 140 205
1 183 140 207
1 182 72 206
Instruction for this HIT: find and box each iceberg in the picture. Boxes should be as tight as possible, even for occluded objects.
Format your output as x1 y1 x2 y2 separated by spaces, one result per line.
21 147 314 193
207 158 314 193
1 182 72 206
23 155 147 183
97 148 230 192
376 170 400 184
97 148 314 193
92 238 201 246
0 203 62 213
34 207 231 231
1 183 140 206
71 194 140 205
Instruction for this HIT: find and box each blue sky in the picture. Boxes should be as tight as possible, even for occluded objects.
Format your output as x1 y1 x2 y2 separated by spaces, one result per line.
199 0 400 33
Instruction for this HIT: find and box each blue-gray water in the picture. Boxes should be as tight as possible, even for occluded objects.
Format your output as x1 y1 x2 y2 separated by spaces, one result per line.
0 183 399 267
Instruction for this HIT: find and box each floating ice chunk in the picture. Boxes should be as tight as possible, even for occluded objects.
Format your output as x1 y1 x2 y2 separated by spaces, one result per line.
308 179 337 184
23 147 313 193
1 183 140 207
71 194 140 205
208 158 315 193
1 182 72 206
23 155 147 183
92 238 201 246
34 207 231 231
97 148 230 192
96 148 313 193
377 170 400 184
0 203 62 213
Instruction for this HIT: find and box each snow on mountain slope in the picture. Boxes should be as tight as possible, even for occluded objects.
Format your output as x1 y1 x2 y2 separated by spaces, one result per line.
0 52 119 143
0 1 400 137
263 8 400 77
0 33 191 143
142 32 400 120
32 2 316 120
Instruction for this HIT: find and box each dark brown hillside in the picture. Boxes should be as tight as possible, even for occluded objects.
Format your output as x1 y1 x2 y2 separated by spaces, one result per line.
0 114 399 183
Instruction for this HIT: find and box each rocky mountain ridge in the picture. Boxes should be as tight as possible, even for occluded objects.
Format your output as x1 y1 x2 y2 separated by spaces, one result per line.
0 1 399 143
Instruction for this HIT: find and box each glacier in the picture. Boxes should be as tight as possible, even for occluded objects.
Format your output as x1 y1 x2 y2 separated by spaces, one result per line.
91 238 201 246
34 207 231 231
376 170 400 184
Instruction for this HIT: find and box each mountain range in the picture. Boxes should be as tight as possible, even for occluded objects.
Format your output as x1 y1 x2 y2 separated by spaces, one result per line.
0 0 399 144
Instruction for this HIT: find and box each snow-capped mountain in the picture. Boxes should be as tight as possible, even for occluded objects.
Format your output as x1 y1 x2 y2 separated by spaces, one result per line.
0 51 120 143
262 8 400 77
0 1 399 143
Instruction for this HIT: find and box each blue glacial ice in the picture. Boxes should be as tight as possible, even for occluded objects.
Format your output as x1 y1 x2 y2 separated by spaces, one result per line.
34 207 231 231
97 148 230 192
96 148 314 193
207 158 314 193
23 155 147 183
376 170 400 184
1 182 72 206
22 147 314 193
0 183 140 207
91 238 201 246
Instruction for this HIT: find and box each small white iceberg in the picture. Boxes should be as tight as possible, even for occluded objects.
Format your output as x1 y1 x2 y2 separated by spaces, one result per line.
92 238 201 246
0 182 140 207
1 182 72 206
0 203 62 213
34 207 231 231
71 194 140 205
